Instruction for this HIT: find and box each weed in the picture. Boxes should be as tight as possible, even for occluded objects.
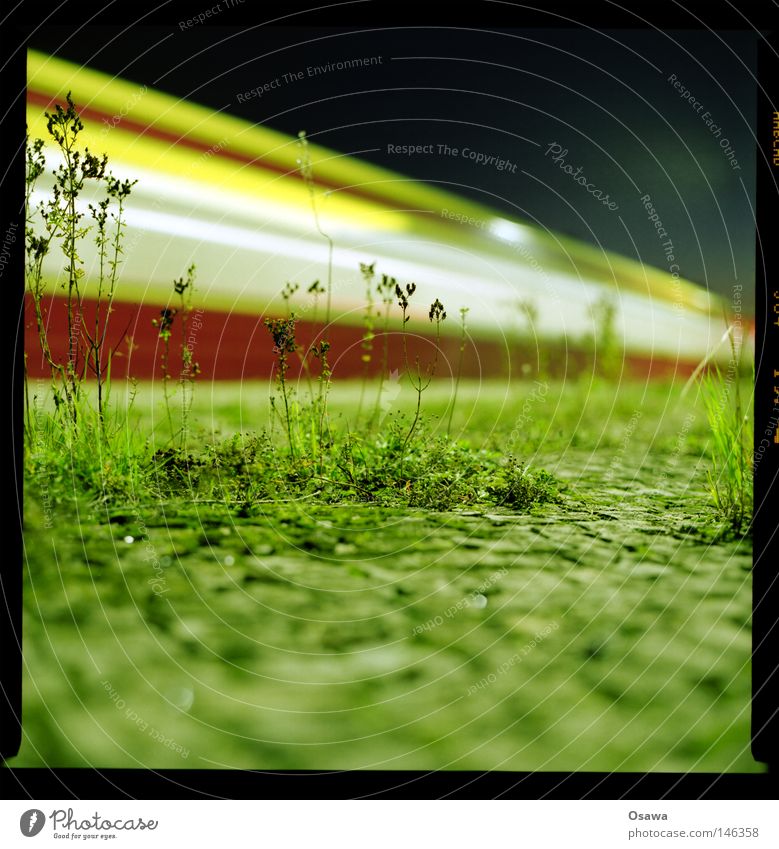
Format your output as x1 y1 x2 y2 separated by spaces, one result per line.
589 294 620 379
264 315 298 459
173 264 199 448
281 281 299 318
307 279 325 326
25 92 137 431
25 95 196 509
152 263 201 450
518 298 539 332
447 306 469 434
396 283 446 471
152 305 177 438
697 327 753 535
25 110 562 522
487 456 562 510
517 298 547 378
357 261 377 420
85 174 136 427
297 131 335 454
370 270 399 427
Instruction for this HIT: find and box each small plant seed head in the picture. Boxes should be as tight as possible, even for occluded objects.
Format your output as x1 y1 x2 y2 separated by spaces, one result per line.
429 298 447 323
282 281 299 301
395 284 408 313
153 307 177 340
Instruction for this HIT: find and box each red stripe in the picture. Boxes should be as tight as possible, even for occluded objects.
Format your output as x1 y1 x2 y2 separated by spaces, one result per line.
24 295 697 382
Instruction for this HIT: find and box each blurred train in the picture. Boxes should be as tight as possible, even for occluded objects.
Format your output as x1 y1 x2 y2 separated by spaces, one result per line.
24 49 746 382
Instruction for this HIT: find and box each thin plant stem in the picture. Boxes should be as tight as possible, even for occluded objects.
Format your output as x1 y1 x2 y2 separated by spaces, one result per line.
447 307 469 435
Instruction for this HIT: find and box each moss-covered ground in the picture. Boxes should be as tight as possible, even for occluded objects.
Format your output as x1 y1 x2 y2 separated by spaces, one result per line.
13 377 757 771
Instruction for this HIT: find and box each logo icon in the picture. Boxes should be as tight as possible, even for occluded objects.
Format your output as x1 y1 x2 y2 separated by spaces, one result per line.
20 810 46 837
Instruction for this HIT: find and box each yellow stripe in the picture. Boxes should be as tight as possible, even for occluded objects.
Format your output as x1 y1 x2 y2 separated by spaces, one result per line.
27 48 721 315
26 49 477 217
25 110 409 232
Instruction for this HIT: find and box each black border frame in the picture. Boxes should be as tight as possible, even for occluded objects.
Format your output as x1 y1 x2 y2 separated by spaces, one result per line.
2 0 777 799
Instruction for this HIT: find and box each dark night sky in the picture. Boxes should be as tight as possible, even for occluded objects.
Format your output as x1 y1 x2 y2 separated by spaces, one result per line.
29 25 758 309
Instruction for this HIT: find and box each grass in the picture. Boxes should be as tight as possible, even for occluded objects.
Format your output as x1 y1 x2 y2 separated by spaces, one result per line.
24 96 565 520
700 365 753 535
18 96 758 772
687 325 753 537
16 377 758 772
27 379 565 515
25 93 754 534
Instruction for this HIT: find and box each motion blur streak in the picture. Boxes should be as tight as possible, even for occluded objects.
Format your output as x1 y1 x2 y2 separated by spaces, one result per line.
25 49 744 380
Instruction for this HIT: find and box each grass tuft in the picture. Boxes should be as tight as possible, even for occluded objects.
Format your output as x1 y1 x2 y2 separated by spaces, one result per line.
698 327 753 536
23 101 569 522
